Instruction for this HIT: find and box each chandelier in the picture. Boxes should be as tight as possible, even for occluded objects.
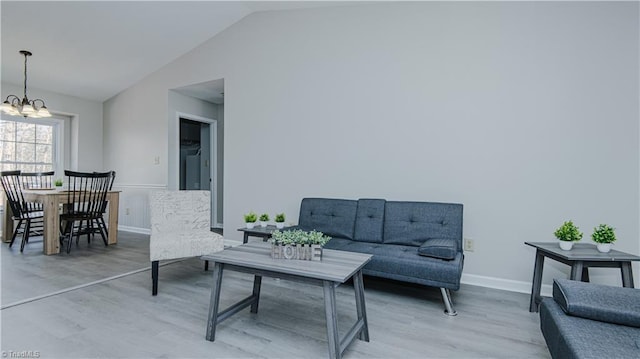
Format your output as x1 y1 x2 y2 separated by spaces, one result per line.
1 50 51 118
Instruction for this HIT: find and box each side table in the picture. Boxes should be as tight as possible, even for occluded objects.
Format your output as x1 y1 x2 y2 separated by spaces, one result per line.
238 225 280 244
525 241 640 312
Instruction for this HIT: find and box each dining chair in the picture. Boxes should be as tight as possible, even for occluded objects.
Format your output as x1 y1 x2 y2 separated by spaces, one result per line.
59 170 112 253
20 171 55 189
0 170 44 252
79 170 116 243
150 190 224 295
19 171 55 236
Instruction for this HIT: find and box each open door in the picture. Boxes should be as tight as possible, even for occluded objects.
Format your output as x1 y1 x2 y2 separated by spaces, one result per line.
179 117 216 227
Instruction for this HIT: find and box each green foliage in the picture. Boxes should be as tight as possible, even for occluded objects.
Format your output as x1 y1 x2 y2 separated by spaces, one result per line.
54 179 63 187
591 224 616 244
244 211 257 223
554 220 583 242
274 213 285 223
259 213 269 221
271 229 332 246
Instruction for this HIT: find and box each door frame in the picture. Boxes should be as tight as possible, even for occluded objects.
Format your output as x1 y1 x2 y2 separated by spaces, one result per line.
174 112 218 227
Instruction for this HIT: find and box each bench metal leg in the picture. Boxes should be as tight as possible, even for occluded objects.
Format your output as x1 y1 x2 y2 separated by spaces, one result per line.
440 288 457 316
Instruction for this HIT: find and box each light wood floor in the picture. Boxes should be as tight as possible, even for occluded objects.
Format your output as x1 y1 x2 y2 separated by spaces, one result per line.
1 231 550 358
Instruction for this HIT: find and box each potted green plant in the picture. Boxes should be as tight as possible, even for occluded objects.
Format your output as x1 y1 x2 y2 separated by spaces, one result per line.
244 211 257 229
54 179 63 190
591 224 616 253
554 220 582 251
271 229 332 260
274 212 285 229
259 213 269 228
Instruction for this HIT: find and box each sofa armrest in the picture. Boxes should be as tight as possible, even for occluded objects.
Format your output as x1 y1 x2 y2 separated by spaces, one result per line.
553 278 640 328
418 238 457 260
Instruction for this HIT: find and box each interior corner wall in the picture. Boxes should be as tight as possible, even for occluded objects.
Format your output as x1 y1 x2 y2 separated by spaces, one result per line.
0 82 103 171
103 2 640 289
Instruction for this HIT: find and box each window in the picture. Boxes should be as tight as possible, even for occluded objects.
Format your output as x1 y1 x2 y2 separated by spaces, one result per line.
0 118 56 172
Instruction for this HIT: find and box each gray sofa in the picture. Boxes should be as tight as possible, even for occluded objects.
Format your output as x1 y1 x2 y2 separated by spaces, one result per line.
540 279 640 358
293 197 464 315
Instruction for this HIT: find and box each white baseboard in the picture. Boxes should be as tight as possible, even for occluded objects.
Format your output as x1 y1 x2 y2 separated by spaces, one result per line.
118 225 150 235
461 273 552 297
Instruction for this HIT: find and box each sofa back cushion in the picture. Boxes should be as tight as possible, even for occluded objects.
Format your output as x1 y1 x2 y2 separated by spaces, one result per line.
298 198 357 239
353 199 386 243
383 201 463 247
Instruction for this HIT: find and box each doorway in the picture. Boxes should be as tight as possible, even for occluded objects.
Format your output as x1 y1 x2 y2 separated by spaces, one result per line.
178 115 218 227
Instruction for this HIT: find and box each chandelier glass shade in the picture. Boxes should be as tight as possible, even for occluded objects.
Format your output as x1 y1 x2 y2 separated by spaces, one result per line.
1 50 51 118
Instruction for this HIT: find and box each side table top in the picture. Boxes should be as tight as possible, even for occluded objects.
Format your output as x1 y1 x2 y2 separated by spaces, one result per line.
525 242 640 261
237 225 279 235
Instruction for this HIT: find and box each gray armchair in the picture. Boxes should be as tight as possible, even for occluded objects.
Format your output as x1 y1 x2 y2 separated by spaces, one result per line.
540 278 640 358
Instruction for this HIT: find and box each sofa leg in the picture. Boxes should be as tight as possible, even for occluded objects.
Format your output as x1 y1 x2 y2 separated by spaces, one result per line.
440 288 457 316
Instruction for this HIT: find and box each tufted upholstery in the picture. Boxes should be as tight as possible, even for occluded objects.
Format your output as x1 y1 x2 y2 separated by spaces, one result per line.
298 198 358 239
540 280 640 358
353 198 386 243
301 197 464 294
383 201 463 248
324 238 463 289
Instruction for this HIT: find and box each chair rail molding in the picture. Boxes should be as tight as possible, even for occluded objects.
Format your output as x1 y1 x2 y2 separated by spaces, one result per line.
114 183 168 234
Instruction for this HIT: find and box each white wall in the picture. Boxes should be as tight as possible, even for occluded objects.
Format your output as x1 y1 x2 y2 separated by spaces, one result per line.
1 82 103 171
103 2 639 290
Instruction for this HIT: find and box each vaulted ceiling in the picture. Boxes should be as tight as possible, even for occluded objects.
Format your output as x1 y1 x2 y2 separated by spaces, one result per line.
1 1 353 103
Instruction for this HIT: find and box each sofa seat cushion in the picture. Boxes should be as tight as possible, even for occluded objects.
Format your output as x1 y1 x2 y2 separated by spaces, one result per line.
540 298 640 359
324 238 463 288
418 238 457 260
298 198 357 239
553 279 640 328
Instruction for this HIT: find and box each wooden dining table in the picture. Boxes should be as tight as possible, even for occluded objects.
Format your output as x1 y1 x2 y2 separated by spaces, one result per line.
2 189 120 255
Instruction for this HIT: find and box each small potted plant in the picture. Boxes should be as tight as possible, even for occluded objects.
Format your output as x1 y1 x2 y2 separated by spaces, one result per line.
259 213 269 228
244 211 257 229
271 229 332 260
274 213 286 229
554 220 582 251
54 179 63 190
591 224 616 253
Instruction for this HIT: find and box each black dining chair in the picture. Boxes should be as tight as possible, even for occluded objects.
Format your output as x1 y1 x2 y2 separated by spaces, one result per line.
0 170 44 252
19 171 55 236
20 171 55 189
59 170 112 253
79 170 116 243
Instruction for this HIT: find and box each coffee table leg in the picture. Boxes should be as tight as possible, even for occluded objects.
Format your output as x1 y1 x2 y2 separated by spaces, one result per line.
570 261 584 282
353 270 369 341
529 250 545 312
243 233 249 244
251 275 262 313
323 280 341 359
621 262 634 288
206 262 224 341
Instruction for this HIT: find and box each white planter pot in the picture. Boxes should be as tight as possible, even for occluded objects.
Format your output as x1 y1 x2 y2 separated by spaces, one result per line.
596 243 612 253
559 241 573 251
246 222 255 229
275 222 284 229
260 221 268 228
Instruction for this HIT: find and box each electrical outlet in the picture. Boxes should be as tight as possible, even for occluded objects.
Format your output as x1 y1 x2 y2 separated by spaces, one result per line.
154 156 160 165
125 208 130 215
464 237 474 252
